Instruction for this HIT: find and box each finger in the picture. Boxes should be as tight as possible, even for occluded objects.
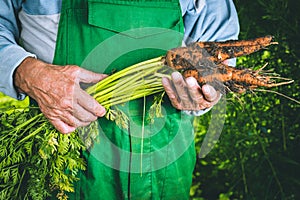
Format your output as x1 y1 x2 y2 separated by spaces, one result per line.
50 119 76 134
77 68 108 84
171 72 191 107
63 112 91 128
72 103 98 123
40 106 76 133
202 84 219 102
76 88 106 117
162 76 182 109
186 77 205 109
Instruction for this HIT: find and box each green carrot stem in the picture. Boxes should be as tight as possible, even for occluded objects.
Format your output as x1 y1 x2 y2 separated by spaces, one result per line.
95 82 164 104
92 70 146 99
15 113 43 131
92 67 164 100
15 168 26 199
91 62 164 96
100 88 164 107
105 77 162 96
18 123 47 144
86 57 163 94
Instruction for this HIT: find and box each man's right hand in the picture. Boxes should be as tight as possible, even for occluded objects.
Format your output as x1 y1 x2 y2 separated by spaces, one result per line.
14 57 107 134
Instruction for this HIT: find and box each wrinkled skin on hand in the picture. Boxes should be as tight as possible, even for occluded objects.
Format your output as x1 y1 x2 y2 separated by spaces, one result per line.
14 57 107 134
162 72 220 111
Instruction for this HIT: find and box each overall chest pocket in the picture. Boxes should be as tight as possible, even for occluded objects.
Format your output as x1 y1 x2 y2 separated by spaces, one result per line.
87 0 182 38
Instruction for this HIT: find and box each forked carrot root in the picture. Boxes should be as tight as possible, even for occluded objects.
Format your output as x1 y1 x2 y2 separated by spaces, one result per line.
163 35 294 95
165 35 277 70
182 64 294 94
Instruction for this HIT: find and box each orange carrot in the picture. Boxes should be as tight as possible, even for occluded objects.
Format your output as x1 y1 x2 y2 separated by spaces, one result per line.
162 35 295 94
182 64 293 93
190 35 276 64
164 35 277 70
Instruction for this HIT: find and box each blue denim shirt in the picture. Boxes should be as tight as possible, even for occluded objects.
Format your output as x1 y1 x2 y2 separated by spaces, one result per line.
0 0 239 99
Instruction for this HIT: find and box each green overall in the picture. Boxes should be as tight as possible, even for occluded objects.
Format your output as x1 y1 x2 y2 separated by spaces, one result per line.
52 0 196 199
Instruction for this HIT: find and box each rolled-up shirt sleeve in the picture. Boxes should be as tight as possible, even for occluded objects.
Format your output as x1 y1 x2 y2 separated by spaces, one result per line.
0 0 35 100
180 0 240 116
181 0 240 43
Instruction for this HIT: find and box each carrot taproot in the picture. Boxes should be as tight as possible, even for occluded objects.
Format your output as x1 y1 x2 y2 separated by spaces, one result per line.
164 35 277 70
164 46 211 70
190 35 276 63
182 64 294 93
162 35 295 94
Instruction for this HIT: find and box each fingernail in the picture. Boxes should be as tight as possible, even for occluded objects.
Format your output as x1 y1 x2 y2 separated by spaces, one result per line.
162 77 169 85
172 72 181 80
202 85 211 94
61 126 75 134
186 77 197 87
97 107 106 117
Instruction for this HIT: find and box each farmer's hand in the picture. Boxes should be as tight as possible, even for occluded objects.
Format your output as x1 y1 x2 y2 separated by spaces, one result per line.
162 72 220 111
14 57 107 134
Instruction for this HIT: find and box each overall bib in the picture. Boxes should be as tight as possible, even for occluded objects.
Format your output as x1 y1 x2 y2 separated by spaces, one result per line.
52 0 196 199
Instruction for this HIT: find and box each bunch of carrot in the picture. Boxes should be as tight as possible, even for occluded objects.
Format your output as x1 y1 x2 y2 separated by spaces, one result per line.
165 35 293 93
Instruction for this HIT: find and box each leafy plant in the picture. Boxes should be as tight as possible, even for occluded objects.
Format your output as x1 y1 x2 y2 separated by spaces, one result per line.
190 0 300 199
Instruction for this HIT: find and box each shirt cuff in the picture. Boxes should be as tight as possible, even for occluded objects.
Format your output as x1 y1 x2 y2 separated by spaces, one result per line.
0 45 36 100
224 58 237 67
182 92 223 116
183 106 212 116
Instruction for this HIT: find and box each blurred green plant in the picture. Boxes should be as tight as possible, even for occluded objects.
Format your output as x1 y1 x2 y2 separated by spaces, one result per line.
191 0 300 199
0 92 29 109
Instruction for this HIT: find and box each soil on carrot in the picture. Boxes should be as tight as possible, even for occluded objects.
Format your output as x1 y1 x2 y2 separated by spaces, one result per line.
164 35 293 94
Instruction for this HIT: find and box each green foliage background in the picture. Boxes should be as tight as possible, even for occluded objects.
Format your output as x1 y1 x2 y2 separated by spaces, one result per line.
191 0 300 199
0 0 299 199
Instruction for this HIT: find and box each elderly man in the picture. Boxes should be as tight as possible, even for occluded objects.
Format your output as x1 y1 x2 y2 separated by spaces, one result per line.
0 0 239 199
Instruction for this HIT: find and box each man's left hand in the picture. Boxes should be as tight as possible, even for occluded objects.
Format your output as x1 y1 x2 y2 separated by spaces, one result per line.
162 72 220 111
